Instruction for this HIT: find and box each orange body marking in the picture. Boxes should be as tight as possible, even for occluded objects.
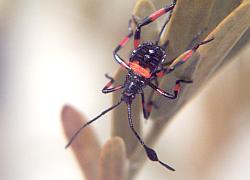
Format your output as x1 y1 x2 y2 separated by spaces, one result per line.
129 61 151 78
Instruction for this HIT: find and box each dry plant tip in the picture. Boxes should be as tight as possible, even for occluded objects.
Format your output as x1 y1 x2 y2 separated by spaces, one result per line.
99 137 128 180
61 105 101 180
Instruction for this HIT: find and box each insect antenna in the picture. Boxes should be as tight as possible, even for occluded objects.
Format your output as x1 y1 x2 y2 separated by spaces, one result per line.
65 100 123 148
127 103 175 171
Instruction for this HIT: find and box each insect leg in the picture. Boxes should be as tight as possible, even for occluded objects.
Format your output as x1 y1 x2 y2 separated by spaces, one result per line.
127 102 175 171
148 79 192 99
142 78 159 120
148 81 176 99
156 1 176 44
141 92 150 119
65 100 123 148
168 37 214 71
147 78 159 98
113 19 134 70
156 37 214 76
134 0 177 48
102 74 124 94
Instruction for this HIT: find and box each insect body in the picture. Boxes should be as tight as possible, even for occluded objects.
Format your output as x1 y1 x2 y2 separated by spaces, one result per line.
66 0 214 171
130 42 166 76
122 42 166 102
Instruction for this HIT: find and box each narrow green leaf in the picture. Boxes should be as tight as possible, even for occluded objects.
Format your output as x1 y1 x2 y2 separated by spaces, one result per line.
193 1 250 91
160 0 216 60
128 1 249 178
152 0 241 119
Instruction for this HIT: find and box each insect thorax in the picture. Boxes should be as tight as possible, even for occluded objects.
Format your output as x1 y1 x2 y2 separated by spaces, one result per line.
130 42 166 72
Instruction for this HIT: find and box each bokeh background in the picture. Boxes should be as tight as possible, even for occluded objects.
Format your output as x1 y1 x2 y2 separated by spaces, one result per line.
1 0 250 179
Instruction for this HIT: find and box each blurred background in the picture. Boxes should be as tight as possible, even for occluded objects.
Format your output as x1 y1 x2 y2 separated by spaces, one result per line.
1 0 250 180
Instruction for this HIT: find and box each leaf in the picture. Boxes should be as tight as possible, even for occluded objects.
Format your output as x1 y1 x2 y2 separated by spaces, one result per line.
193 0 250 92
160 0 215 60
223 28 250 65
152 0 242 119
98 137 128 180
61 105 101 180
160 0 240 61
128 0 250 178
152 0 250 149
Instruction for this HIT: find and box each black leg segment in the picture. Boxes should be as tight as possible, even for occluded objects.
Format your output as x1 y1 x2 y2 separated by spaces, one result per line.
113 19 134 70
133 0 177 48
102 74 124 94
148 79 192 99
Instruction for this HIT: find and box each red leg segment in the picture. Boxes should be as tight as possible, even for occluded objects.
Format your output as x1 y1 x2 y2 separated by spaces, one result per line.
168 37 214 70
113 19 134 70
133 0 177 48
102 74 124 94
154 37 214 77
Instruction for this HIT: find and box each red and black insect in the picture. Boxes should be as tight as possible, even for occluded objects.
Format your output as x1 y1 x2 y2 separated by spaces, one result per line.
66 0 214 171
